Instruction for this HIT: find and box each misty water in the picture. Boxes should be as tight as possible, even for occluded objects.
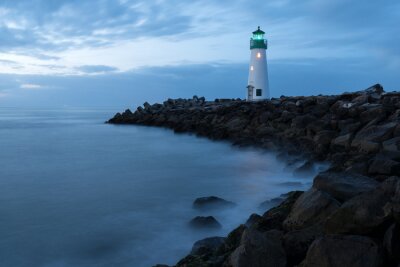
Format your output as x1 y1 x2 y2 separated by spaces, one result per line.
0 108 324 267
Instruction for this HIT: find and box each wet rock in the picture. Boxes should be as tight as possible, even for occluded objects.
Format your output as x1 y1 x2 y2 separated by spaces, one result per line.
190 236 226 256
189 216 222 229
293 161 315 177
313 171 379 202
222 225 246 254
283 189 340 231
301 235 383 267
259 197 285 211
255 191 303 232
225 229 286 267
245 213 262 227
193 196 236 210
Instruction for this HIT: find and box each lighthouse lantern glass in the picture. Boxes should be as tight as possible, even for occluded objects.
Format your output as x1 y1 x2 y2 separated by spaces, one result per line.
253 33 264 40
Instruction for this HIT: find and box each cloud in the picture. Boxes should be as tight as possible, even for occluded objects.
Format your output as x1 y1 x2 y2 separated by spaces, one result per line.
76 65 118 74
20 83 43 89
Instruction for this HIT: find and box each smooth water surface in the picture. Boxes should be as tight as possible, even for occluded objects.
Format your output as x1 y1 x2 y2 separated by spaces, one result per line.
0 108 318 267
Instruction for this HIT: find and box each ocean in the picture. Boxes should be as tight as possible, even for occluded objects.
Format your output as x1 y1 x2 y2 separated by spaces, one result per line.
0 107 318 267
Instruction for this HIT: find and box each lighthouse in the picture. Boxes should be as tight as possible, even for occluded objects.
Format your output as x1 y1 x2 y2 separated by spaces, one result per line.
247 26 269 101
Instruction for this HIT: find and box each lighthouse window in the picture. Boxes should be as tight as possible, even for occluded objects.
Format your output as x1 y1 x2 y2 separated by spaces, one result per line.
257 52 261 58
256 89 262 96
250 66 254 71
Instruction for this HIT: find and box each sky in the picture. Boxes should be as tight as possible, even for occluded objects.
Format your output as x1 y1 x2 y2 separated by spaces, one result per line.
0 0 399 108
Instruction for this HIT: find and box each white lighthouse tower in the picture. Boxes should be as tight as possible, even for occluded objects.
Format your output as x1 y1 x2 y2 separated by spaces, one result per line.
247 26 269 101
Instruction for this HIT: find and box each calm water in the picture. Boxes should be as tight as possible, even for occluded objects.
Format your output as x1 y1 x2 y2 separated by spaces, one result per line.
0 108 318 267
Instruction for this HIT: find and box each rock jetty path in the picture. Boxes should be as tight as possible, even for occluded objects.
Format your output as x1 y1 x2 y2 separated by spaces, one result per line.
108 84 400 267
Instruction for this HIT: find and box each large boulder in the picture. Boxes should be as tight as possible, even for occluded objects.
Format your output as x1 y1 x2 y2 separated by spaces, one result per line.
190 236 226 256
225 229 286 267
313 171 379 202
368 156 400 175
331 133 353 150
283 189 340 231
193 196 236 210
301 235 383 267
324 177 400 234
383 137 400 153
189 216 222 229
383 223 400 264
351 122 397 150
283 225 323 266
255 191 303 232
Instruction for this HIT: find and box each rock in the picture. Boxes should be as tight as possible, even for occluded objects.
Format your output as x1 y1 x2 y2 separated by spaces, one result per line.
225 229 286 267
368 156 400 175
222 225 247 254
313 130 337 146
359 106 387 124
362 83 384 95
255 191 303 232
331 133 353 150
143 101 151 109
259 197 285 211
190 236 226 256
384 223 400 264
324 178 397 234
383 137 400 153
351 122 397 150
293 161 315 177
193 196 236 210
283 189 340 231
245 213 262 227
301 235 383 267
283 225 323 266
313 171 379 202
189 216 222 229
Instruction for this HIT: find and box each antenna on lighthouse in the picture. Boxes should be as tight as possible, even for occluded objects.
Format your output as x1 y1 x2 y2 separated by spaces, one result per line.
247 26 270 101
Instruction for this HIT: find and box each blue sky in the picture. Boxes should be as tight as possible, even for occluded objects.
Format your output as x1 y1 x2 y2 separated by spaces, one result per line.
0 0 399 107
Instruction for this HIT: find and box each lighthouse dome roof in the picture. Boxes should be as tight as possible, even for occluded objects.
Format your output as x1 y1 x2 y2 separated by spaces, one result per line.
252 26 265 34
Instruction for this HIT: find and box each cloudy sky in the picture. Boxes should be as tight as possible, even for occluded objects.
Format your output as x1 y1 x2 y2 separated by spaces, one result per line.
0 0 399 107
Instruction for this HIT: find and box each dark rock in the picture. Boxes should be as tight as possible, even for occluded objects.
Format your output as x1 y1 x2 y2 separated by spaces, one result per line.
255 191 303 232
368 156 400 175
190 236 226 256
225 229 286 267
293 161 315 177
283 225 323 266
383 223 400 264
189 216 222 229
223 225 246 254
313 171 379 202
245 213 262 227
259 197 285 211
283 189 340 231
383 137 400 153
313 130 337 145
324 177 400 235
331 133 353 150
301 235 383 267
193 196 236 210
351 122 397 150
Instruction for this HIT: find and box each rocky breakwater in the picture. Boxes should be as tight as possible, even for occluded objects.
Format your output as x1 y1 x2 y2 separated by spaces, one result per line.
108 84 400 266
